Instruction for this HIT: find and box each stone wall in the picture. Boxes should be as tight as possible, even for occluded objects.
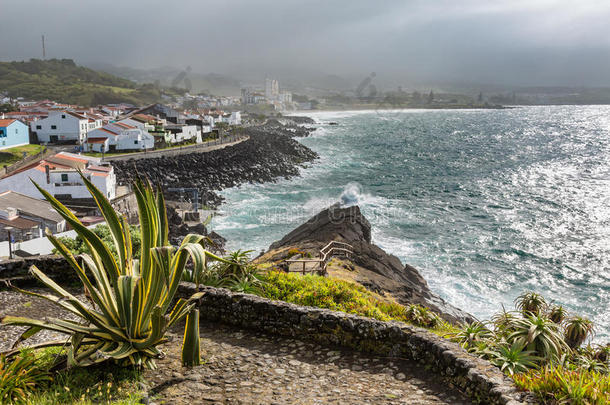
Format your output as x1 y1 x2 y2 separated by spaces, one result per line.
178 283 529 405
0 255 76 283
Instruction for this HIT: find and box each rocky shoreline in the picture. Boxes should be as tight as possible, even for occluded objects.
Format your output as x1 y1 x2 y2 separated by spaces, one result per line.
112 116 475 323
258 204 474 324
112 118 318 208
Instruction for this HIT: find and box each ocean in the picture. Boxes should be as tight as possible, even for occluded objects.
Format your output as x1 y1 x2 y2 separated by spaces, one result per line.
211 106 610 341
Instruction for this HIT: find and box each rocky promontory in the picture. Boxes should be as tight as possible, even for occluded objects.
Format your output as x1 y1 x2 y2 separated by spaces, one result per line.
112 122 318 207
257 204 474 324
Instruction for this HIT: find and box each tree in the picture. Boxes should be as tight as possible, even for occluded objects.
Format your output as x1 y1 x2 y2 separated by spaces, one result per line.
427 90 434 104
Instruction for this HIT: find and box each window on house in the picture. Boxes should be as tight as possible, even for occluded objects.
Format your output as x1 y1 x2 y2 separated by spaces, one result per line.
0 130 4 138
61 174 68 182
36 125 41 129
51 125 57 130
134 140 139 144
62 114 66 119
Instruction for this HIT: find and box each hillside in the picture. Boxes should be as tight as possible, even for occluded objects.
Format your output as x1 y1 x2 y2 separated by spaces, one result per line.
88 62 243 96
0 59 162 106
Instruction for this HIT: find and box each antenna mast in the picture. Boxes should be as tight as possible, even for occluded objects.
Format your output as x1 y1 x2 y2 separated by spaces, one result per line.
41 35 46 59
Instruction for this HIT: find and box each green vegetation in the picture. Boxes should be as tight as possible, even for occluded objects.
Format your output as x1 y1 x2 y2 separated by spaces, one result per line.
0 59 161 106
450 291 609 403
0 144 46 166
0 350 50 403
55 224 142 259
1 347 142 404
260 271 443 329
513 366 610 404
183 249 264 294
1 175 232 370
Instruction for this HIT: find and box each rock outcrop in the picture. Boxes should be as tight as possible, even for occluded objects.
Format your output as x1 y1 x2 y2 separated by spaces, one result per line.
262 204 473 324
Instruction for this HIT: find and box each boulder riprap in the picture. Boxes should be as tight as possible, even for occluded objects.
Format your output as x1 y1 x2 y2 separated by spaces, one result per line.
259 204 474 324
112 123 318 208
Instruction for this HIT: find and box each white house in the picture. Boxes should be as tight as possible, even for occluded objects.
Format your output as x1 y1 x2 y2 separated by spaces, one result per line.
165 124 201 144
0 152 116 200
0 191 67 241
83 122 155 153
30 111 99 144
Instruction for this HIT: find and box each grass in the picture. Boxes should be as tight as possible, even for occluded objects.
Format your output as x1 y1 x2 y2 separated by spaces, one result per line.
260 271 457 335
513 366 610 404
0 144 45 166
1 348 144 405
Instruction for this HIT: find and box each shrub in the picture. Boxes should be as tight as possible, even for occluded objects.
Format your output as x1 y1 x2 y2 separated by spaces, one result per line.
55 224 142 259
1 176 230 369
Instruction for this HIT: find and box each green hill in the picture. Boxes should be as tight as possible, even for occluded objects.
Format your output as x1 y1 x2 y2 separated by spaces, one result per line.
0 59 162 106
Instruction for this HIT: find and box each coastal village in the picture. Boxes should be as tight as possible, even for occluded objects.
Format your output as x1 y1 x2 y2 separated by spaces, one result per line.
0 76 301 258
0 59 608 404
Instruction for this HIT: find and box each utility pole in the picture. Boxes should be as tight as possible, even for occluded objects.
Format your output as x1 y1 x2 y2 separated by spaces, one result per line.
42 35 46 59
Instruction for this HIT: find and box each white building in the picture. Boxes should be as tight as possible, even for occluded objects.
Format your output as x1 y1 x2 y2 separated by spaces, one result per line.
30 111 100 144
0 152 116 200
226 111 241 125
165 124 201 143
265 78 279 99
83 122 155 153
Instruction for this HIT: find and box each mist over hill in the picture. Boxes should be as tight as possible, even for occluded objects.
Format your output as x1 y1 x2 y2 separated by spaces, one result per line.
0 59 161 106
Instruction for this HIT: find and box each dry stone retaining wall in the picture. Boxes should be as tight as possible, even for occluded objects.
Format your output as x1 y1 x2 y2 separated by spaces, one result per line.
178 283 530 405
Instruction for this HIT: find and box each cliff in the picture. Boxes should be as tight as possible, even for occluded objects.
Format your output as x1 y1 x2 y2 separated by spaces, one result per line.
259 204 473 324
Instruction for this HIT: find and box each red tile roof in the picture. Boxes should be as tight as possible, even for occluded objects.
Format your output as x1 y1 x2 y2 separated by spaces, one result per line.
86 138 108 144
0 119 17 127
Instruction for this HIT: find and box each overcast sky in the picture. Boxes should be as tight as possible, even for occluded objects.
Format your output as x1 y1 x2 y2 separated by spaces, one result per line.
2 0 610 87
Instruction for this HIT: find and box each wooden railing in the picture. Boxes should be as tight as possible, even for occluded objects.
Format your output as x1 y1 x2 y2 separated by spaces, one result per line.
285 241 354 275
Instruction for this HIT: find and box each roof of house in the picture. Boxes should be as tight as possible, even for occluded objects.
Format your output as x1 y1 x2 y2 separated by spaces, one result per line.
65 111 88 120
0 191 64 223
6 151 110 178
86 138 108 144
0 216 40 230
0 119 17 127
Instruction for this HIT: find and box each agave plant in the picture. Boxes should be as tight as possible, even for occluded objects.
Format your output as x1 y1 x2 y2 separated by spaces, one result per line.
452 321 494 348
1 176 231 369
564 317 595 349
489 341 541 375
515 291 547 315
508 313 569 360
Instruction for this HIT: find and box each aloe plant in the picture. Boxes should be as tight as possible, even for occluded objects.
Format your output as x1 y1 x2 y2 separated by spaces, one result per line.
1 175 230 369
564 317 595 349
452 321 494 348
508 314 569 360
547 305 568 324
489 341 541 375
515 291 547 315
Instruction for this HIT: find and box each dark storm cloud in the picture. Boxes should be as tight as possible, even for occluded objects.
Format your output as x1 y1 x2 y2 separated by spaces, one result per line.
2 0 610 87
